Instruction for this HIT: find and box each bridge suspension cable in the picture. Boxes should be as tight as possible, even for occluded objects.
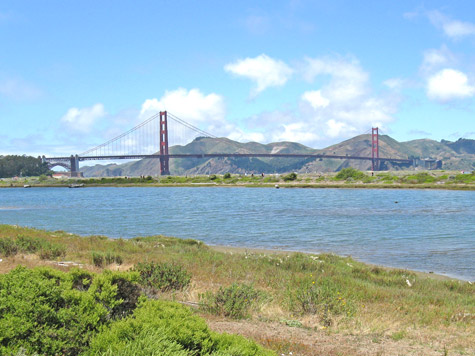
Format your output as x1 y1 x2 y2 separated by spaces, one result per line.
167 112 217 139
80 113 161 156
78 111 222 158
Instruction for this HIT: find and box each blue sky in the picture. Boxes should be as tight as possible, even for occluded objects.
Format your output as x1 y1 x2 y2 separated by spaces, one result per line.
1 0 474 157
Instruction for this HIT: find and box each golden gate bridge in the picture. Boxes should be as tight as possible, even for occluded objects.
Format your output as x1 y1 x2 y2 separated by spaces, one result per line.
42 111 424 176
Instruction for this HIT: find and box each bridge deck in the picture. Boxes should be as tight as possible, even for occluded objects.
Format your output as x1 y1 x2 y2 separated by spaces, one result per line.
44 153 412 164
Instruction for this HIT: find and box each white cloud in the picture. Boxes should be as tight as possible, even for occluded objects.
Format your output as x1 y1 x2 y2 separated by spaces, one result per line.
242 56 397 148
140 87 226 126
301 90 329 109
224 54 293 96
383 78 406 90
301 56 369 103
325 119 354 138
300 56 395 127
427 68 475 101
272 122 320 143
428 10 475 39
60 103 106 134
140 88 242 145
227 129 266 143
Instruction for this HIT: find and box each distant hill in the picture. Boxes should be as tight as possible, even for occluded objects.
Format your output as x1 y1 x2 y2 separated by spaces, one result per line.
79 135 475 177
441 138 475 155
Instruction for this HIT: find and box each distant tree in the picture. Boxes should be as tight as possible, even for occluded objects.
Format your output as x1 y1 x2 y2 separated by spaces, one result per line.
0 155 52 178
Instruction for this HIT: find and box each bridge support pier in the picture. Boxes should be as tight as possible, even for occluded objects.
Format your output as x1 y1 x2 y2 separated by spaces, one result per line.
70 155 80 177
159 111 170 175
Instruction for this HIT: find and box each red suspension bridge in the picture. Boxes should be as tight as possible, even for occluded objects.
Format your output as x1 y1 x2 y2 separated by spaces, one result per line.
42 111 430 176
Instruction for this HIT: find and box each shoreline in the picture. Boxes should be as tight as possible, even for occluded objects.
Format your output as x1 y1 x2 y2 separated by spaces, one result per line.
1 182 474 190
1 224 468 281
209 244 468 282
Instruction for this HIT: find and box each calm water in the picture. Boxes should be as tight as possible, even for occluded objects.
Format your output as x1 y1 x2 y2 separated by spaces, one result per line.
0 187 474 280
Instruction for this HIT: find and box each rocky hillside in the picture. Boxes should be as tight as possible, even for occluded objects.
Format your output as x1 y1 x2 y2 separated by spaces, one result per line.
79 135 475 177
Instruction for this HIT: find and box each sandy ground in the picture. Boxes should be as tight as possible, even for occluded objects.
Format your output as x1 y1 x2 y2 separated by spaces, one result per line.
205 317 469 356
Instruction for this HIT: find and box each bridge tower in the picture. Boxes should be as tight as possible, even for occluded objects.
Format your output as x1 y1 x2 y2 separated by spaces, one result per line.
371 127 379 171
159 111 170 175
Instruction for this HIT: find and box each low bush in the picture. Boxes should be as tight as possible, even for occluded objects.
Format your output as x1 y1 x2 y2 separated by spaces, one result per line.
335 167 366 181
286 275 356 321
105 251 123 265
0 236 65 259
87 299 274 356
402 172 435 184
133 261 191 292
15 235 43 253
92 251 123 267
38 242 66 260
92 251 105 267
223 172 231 179
0 237 18 256
282 172 297 181
200 283 266 319
0 267 139 355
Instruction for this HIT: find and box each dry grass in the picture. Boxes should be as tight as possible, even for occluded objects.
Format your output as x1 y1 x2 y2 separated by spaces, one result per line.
1 224 473 356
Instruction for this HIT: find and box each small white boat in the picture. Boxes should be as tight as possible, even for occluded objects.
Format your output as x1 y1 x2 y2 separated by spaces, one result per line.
275 184 279 189
23 185 31 188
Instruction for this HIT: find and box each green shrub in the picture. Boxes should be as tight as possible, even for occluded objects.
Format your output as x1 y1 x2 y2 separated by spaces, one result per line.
402 172 435 184
0 236 65 259
38 242 66 260
209 174 217 180
92 251 105 267
88 270 141 320
282 172 297 181
223 172 231 179
133 261 191 292
335 167 366 181
200 283 265 319
0 237 18 256
105 251 123 265
15 235 42 253
87 299 274 356
286 275 355 319
0 266 134 355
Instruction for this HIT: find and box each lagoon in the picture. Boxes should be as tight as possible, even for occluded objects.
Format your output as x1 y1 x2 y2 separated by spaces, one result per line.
0 187 474 280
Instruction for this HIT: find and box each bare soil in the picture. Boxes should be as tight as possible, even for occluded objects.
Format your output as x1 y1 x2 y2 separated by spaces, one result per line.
205 316 470 356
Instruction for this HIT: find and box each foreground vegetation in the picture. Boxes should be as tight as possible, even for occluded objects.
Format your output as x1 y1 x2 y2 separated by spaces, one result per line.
1 168 475 190
0 225 473 355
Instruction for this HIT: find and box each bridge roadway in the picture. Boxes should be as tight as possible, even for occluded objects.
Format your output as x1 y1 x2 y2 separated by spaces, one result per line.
44 153 412 164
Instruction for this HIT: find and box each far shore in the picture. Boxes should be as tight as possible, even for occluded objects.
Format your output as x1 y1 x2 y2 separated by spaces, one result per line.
1 181 475 190
1 170 474 190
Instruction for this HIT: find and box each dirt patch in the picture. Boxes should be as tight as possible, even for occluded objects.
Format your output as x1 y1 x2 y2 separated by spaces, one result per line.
205 317 466 356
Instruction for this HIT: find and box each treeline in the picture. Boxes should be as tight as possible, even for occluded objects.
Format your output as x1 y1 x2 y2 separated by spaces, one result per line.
0 155 51 178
